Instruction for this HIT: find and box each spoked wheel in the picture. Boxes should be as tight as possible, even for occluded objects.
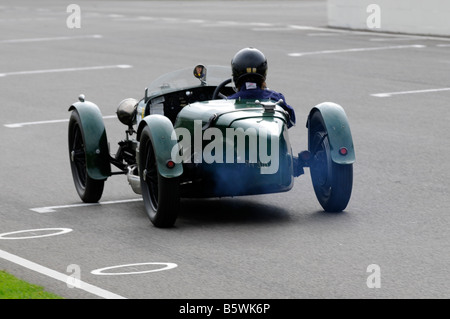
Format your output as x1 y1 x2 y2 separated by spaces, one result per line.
68 111 104 203
309 113 353 212
139 126 180 228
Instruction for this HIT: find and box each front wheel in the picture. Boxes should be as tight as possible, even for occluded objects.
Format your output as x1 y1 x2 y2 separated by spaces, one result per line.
139 126 180 228
68 111 105 203
310 130 353 212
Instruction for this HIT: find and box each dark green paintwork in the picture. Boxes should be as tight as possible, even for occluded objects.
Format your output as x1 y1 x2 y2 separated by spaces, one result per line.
172 99 294 195
69 101 111 180
137 114 183 178
308 102 355 164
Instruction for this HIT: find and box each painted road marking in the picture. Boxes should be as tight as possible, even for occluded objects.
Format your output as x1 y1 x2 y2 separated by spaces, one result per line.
252 27 293 32
91 262 178 276
5 115 116 128
0 64 132 78
31 198 143 214
0 248 126 299
0 34 102 44
307 33 342 37
0 228 72 240
371 87 450 97
369 37 423 42
187 19 205 23
288 44 425 57
289 25 450 42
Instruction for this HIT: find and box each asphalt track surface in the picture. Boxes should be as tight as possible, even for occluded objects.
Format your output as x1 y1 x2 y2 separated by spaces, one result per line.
1 0 449 300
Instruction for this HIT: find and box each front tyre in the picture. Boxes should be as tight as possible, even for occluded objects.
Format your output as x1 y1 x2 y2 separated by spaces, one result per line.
139 126 180 228
309 113 353 212
68 111 104 203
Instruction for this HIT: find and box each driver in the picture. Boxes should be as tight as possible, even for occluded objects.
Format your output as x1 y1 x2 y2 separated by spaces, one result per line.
228 47 296 128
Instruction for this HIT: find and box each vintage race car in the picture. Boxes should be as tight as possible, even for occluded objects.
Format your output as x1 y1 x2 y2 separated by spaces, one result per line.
68 65 355 227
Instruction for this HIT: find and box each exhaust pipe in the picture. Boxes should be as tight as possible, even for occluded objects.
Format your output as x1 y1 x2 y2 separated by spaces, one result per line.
127 165 142 194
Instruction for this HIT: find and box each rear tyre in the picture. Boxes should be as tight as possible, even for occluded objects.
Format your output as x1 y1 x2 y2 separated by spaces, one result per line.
309 112 353 212
68 111 104 203
139 126 180 228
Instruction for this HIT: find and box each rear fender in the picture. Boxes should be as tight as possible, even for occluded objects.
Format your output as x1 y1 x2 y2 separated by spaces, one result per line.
137 115 183 178
68 100 111 180
307 102 355 164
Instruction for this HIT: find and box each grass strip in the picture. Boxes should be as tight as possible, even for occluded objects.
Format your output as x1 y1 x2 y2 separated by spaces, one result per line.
0 270 63 299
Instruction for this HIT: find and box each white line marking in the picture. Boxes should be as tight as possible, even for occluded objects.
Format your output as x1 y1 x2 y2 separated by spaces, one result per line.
91 262 178 276
248 22 274 27
289 25 450 42
288 44 425 57
187 19 205 23
307 33 342 37
437 44 450 47
114 16 156 22
0 248 126 299
31 198 143 214
371 87 450 97
252 27 293 32
289 25 332 31
5 115 116 128
0 34 102 44
369 37 423 42
0 64 132 77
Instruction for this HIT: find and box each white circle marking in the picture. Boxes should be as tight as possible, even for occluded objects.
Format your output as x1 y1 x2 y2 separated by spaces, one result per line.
0 228 73 240
91 262 178 276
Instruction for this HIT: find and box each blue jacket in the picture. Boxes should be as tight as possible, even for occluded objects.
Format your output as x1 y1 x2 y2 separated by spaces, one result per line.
228 83 296 128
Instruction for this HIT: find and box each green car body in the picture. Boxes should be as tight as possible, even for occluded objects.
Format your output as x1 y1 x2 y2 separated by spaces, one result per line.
168 98 295 197
68 101 111 180
307 102 355 165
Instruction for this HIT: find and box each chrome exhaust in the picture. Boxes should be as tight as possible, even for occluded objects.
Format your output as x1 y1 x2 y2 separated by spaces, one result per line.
127 165 141 194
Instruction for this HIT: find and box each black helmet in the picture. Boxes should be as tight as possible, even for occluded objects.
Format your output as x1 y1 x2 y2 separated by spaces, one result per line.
231 47 268 89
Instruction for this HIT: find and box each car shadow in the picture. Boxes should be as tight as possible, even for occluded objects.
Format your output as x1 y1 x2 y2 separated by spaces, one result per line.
177 197 292 227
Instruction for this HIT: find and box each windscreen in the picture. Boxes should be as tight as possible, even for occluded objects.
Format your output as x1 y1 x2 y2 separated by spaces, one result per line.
146 65 231 97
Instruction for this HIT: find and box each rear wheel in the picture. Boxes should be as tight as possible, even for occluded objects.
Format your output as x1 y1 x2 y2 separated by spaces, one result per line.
309 112 353 212
139 126 180 228
68 111 104 203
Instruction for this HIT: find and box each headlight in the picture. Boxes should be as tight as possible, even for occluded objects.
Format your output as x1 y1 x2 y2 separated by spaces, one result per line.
116 98 138 126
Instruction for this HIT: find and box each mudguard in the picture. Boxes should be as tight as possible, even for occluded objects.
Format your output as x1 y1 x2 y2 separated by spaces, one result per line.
307 102 355 164
68 101 111 180
137 114 183 178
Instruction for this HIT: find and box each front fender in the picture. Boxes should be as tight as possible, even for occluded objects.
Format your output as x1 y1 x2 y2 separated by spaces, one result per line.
137 115 183 178
307 102 355 164
69 101 111 180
